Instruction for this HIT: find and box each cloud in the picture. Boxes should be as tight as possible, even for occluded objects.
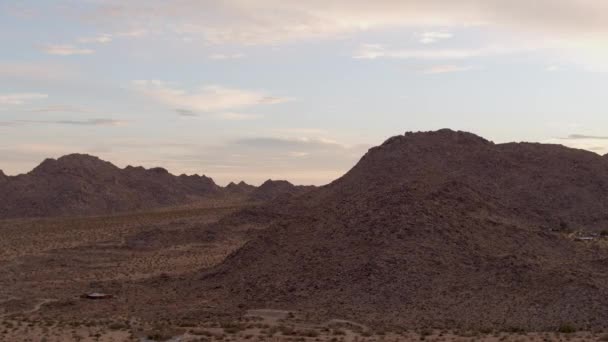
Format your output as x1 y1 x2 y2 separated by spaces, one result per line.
16 119 128 126
419 65 477 74
419 31 453 44
43 44 94 56
114 29 148 38
550 134 608 155
0 93 48 105
132 80 291 112
176 109 198 117
85 1 608 44
233 136 346 150
213 112 261 120
78 34 113 44
77 30 147 45
176 109 260 120
354 43 518 60
0 62 78 81
560 134 608 140
80 1 608 70
208 53 245 60
28 105 93 113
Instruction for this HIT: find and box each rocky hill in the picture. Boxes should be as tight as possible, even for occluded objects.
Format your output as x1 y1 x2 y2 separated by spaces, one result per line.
0 154 221 219
249 179 315 201
199 129 608 331
225 181 256 195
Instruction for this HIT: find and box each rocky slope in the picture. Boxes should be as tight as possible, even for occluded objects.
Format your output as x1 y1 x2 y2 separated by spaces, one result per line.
0 154 221 219
200 129 608 331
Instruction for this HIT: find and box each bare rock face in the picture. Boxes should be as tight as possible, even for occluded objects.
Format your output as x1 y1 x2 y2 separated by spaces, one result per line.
200 129 608 331
0 154 221 219
0 170 6 182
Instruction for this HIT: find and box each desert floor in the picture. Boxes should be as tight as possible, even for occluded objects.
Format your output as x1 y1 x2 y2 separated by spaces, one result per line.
1 200 607 342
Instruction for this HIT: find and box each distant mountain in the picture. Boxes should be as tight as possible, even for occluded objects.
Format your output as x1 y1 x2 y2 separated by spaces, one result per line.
225 181 256 195
200 129 608 331
0 169 6 182
249 179 315 201
0 154 221 219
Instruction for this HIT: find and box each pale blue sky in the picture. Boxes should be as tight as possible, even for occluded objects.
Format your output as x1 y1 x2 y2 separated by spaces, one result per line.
1 1 608 185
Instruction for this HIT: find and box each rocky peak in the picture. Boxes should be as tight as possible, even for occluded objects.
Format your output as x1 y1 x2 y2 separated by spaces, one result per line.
31 154 119 177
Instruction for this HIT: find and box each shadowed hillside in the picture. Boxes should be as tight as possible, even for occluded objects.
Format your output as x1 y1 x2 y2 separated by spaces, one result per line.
199 129 608 331
0 154 222 219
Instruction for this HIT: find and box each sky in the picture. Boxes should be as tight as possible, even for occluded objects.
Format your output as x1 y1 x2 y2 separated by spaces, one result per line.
1 0 608 185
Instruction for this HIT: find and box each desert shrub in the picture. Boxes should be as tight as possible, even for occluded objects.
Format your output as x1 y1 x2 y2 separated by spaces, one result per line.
506 326 525 334
108 322 128 330
333 328 346 335
223 327 239 334
558 324 576 334
360 330 372 337
277 325 296 335
220 321 245 334
190 328 214 336
147 331 174 341
300 329 319 337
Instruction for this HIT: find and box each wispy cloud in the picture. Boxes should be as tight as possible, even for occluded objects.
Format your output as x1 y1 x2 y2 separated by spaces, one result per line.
0 62 78 81
132 80 291 112
28 105 93 113
208 53 245 60
213 112 261 120
16 119 128 127
78 34 113 44
0 93 48 105
176 109 198 117
77 30 147 45
60 1 608 69
419 65 477 74
560 134 608 140
176 108 261 121
419 31 453 44
43 44 94 56
233 136 346 149
354 43 517 60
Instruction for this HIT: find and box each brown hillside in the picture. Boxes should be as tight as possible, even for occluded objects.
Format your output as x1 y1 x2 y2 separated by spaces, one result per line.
199 129 608 331
225 181 256 195
0 154 221 219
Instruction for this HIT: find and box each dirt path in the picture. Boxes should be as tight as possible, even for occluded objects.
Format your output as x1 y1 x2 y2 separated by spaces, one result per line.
0 297 57 319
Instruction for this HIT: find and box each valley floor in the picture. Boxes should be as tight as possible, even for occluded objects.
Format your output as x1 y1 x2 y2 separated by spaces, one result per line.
0 200 606 341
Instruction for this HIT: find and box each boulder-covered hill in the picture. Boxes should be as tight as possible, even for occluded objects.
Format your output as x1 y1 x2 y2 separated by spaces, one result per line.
198 129 608 331
0 154 222 219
